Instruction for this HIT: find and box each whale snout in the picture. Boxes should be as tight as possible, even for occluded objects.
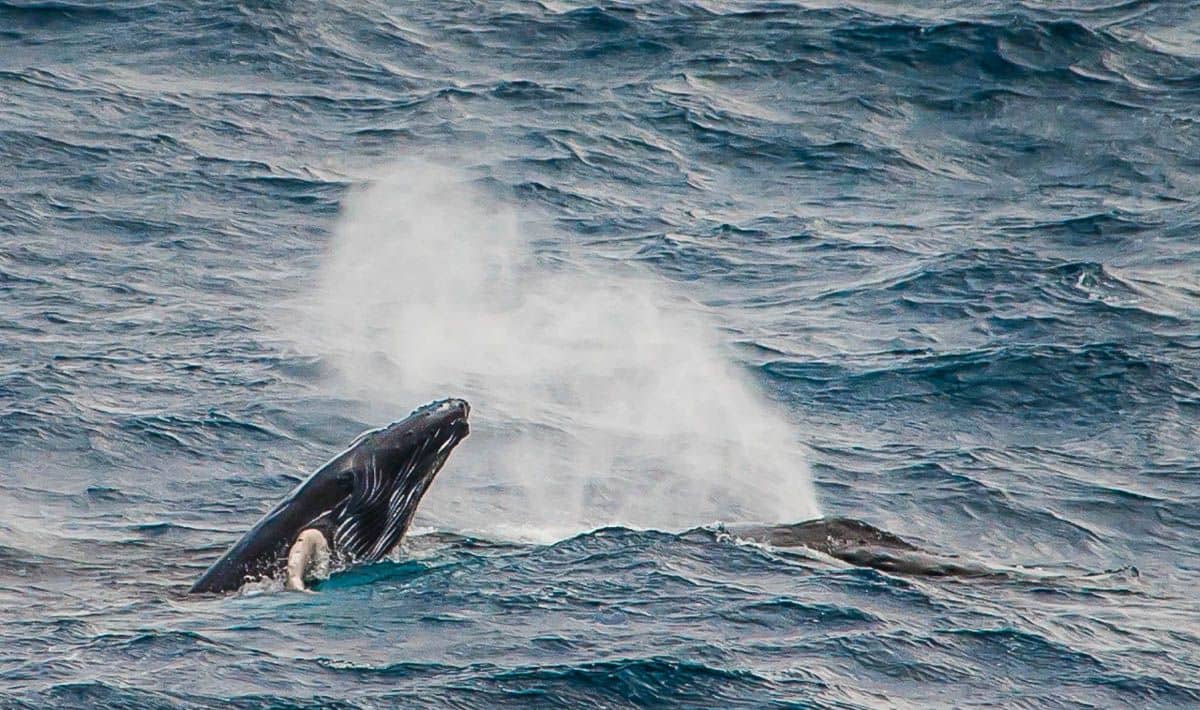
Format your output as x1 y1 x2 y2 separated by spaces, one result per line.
439 397 470 421
373 397 471 449
410 397 469 419
419 397 470 437
450 399 470 436
424 397 470 436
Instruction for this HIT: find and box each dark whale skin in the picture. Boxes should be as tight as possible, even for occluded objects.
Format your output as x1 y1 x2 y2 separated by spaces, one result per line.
190 399 470 594
189 466 352 594
728 517 993 578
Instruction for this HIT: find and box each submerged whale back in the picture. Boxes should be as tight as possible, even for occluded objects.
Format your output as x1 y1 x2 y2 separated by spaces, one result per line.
729 517 993 578
753 517 919 555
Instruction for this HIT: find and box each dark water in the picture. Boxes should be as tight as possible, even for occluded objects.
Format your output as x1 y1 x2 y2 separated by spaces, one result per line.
3 0 1200 707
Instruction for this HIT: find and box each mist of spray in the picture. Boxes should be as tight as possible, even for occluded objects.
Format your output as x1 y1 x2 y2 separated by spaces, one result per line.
295 162 820 541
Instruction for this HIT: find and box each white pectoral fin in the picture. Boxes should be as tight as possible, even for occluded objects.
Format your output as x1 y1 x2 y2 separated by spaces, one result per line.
285 529 331 593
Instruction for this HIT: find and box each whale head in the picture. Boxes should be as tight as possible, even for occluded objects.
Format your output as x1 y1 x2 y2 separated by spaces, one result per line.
189 398 470 594
324 398 471 562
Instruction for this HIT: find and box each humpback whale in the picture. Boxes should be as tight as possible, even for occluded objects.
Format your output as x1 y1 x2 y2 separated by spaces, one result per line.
190 398 470 594
726 517 993 577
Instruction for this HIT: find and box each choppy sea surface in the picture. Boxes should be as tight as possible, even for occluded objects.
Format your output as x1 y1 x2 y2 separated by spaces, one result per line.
3 0 1200 707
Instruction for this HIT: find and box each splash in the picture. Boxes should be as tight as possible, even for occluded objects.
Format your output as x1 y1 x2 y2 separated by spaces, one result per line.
295 162 819 540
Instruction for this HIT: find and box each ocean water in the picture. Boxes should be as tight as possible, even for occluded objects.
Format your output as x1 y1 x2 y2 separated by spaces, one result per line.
2 0 1199 707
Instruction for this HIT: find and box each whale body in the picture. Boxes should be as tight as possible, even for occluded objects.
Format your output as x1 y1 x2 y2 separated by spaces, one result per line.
727 517 993 577
190 399 470 594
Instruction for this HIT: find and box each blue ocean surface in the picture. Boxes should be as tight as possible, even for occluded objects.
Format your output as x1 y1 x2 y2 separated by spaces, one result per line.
2 0 1199 707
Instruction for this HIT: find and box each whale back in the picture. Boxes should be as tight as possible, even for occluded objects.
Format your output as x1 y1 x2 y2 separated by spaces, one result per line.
729 517 994 578
754 517 920 555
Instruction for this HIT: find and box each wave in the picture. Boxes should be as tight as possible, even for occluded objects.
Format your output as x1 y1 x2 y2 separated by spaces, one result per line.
3 0 1199 704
